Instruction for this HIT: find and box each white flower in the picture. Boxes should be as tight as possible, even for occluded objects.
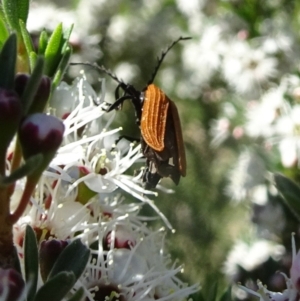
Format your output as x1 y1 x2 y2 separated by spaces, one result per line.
210 117 231 147
224 239 285 281
245 86 285 138
274 104 300 167
239 235 300 301
183 25 225 86
226 150 266 202
222 41 277 96
27 3 75 33
27 2 101 64
73 217 199 301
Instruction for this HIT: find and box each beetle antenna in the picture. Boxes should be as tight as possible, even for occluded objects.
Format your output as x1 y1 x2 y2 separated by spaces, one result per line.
146 36 191 86
70 62 123 84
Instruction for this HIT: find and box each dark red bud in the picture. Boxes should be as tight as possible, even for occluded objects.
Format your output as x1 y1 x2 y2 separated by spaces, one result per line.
14 73 30 98
0 89 22 148
0 268 25 301
15 74 51 113
19 113 65 158
39 239 69 282
0 89 21 121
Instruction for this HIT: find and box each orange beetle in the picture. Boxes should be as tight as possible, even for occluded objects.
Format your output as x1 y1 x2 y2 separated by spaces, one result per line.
140 84 186 187
73 37 190 188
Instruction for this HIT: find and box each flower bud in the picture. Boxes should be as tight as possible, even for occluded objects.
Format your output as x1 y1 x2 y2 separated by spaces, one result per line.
14 73 30 98
39 239 69 282
0 88 22 149
0 268 25 301
19 113 64 159
15 74 51 113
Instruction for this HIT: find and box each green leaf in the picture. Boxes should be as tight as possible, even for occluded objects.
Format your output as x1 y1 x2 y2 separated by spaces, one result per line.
0 33 17 90
0 154 43 186
48 239 90 281
38 30 48 55
16 0 30 25
61 24 74 53
66 288 84 301
29 51 37 70
25 225 39 301
34 272 76 301
219 286 232 301
52 46 72 90
19 19 35 67
21 56 44 114
2 0 29 31
44 23 63 76
2 0 20 31
0 17 9 48
274 173 300 221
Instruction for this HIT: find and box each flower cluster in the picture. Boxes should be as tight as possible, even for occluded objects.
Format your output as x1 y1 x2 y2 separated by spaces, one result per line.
6 74 199 300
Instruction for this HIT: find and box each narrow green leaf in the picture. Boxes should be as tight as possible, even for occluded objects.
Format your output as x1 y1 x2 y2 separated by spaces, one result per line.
19 19 35 63
34 272 75 301
16 0 29 24
21 56 44 114
0 8 7 27
0 154 43 186
274 173 300 221
44 23 63 76
48 239 90 281
38 30 48 55
219 286 232 301
2 0 20 31
25 225 39 301
52 46 72 90
29 51 37 71
0 18 9 48
61 24 74 52
0 33 17 90
66 288 84 301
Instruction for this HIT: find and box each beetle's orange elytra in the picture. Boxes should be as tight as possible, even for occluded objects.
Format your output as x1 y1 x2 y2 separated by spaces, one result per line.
141 84 169 152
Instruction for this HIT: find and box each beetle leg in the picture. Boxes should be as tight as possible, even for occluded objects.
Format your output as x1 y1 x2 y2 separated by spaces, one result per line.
115 83 127 100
